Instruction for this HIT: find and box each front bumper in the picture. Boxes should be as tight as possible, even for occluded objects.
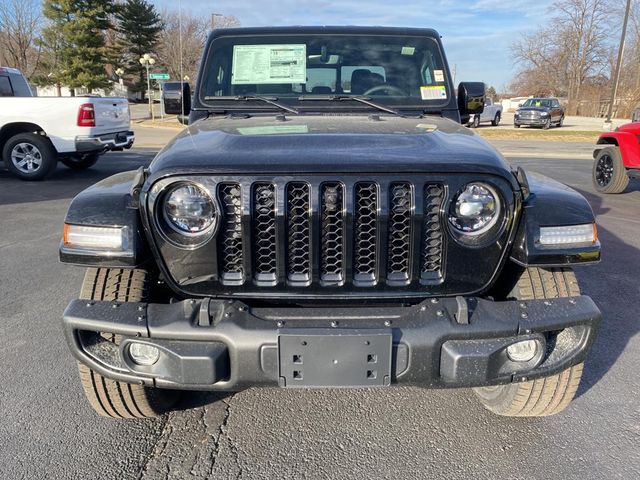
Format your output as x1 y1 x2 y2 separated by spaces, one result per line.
75 130 135 153
62 295 601 391
515 117 548 126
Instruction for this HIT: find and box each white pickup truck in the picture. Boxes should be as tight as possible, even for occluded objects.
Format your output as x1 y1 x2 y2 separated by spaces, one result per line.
468 98 503 128
0 67 134 180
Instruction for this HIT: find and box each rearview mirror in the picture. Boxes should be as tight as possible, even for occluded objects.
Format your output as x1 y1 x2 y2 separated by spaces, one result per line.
457 82 485 125
163 82 191 116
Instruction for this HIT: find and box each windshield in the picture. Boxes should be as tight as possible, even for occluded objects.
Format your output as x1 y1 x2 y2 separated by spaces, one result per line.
522 98 552 108
200 33 450 110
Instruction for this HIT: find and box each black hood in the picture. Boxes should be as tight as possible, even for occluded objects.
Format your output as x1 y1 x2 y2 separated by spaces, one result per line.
148 114 516 186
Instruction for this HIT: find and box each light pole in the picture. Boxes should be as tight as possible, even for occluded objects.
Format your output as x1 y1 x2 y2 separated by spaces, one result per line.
211 13 223 29
139 54 156 119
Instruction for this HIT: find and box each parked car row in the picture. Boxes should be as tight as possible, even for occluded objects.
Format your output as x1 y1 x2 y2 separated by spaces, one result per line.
0 67 134 180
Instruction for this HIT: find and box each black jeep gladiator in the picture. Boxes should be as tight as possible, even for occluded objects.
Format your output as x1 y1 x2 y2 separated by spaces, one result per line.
60 26 602 419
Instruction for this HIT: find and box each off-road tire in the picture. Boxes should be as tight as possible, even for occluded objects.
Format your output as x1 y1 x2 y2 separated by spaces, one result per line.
76 267 180 418
61 152 100 170
2 132 58 180
491 113 501 126
474 267 585 417
592 146 629 194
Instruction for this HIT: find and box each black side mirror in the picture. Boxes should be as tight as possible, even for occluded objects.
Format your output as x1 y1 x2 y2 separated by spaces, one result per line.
457 82 485 125
163 83 191 115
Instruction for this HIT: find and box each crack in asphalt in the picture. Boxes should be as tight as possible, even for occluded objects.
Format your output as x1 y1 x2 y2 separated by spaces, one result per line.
137 415 173 480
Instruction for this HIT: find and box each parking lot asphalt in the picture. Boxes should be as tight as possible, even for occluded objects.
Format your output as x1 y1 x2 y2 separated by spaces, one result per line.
0 132 639 479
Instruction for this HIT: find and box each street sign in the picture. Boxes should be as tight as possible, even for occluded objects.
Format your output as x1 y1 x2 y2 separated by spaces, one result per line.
149 73 170 80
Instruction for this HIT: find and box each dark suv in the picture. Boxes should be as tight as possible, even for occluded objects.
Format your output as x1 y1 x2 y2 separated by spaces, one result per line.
60 26 601 419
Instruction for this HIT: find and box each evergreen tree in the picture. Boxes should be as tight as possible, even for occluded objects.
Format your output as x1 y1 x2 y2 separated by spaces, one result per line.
41 0 115 93
115 0 162 97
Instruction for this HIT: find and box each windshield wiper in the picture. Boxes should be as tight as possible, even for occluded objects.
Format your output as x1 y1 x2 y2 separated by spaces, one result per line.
297 95 407 117
204 94 299 115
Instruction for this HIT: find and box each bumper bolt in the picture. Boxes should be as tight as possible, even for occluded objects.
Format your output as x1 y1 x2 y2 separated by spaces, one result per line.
277 320 285 328
519 303 527 309
224 312 231 318
521 312 528 319
137 305 144 311
238 306 246 312
137 316 144 321
112 303 119 309
331 320 339 328
86 302 94 307
436 310 444 317
569 299 576 305
420 305 427 312
384 320 392 327
431 298 439 304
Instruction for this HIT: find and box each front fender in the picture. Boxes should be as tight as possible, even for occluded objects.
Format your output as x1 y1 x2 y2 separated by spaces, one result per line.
510 172 600 267
595 132 640 168
59 170 149 267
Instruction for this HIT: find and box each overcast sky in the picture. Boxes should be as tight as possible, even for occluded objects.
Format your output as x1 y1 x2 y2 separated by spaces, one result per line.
152 0 555 90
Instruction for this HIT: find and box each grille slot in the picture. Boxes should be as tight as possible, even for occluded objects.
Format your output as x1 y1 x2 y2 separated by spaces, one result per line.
286 182 311 284
387 182 413 284
421 184 445 283
252 183 277 284
218 183 244 284
354 182 378 284
320 182 345 284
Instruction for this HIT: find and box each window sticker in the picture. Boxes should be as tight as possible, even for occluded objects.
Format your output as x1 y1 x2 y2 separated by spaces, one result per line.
401 46 415 55
420 85 447 100
232 44 307 84
434 69 445 82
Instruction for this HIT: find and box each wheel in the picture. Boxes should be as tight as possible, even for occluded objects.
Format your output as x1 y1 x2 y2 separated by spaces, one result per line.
61 152 100 170
491 113 501 126
542 118 551 129
514 123 520 128
471 115 480 128
557 115 564 127
2 132 57 180
474 267 585 417
76 268 180 418
593 146 629 194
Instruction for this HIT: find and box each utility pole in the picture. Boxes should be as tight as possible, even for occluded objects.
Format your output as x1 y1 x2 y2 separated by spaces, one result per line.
605 0 632 130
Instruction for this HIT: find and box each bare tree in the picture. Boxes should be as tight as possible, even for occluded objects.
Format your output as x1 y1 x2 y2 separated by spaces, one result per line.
511 0 612 115
156 10 239 82
0 0 43 77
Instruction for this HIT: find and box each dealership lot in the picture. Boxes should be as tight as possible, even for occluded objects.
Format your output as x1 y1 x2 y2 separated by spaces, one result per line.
0 128 638 480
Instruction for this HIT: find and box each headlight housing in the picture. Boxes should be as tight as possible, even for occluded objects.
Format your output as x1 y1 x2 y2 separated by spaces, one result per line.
163 184 216 234
448 183 501 236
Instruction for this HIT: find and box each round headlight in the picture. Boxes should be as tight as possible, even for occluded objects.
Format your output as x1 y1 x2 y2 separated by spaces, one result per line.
163 184 216 234
449 183 500 235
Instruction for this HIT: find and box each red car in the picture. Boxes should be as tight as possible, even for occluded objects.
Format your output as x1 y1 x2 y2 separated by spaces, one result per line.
593 122 640 193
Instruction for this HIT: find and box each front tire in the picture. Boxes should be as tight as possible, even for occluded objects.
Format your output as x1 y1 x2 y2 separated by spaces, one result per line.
61 152 100 170
542 118 551 129
76 268 180 418
491 113 501 126
474 267 585 417
593 146 629 194
472 115 480 128
2 133 58 180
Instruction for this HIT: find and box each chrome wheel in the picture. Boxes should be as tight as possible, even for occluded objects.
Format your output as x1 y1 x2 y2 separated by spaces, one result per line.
11 142 43 173
595 154 614 187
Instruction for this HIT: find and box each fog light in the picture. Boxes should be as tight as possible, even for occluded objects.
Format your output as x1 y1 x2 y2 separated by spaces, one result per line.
506 339 538 363
129 343 160 366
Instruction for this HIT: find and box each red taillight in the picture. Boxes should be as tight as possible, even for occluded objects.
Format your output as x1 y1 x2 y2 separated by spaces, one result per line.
77 103 96 127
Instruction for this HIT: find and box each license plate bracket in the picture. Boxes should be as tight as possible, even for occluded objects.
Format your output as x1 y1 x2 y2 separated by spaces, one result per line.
278 330 392 387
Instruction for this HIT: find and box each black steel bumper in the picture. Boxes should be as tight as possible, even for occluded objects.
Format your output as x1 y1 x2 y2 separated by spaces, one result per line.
75 130 135 153
62 295 601 391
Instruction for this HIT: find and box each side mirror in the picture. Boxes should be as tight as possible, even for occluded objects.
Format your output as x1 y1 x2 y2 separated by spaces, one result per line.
457 82 485 125
163 83 191 115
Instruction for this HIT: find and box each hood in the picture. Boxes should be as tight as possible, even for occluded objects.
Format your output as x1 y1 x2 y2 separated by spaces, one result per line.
149 114 515 183
517 106 550 113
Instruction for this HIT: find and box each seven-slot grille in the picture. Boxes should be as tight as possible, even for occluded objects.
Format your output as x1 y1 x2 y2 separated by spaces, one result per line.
213 179 446 288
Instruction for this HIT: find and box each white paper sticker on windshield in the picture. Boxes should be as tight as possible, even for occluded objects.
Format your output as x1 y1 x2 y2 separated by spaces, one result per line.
420 86 447 100
232 44 307 84
401 46 415 55
434 70 445 82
